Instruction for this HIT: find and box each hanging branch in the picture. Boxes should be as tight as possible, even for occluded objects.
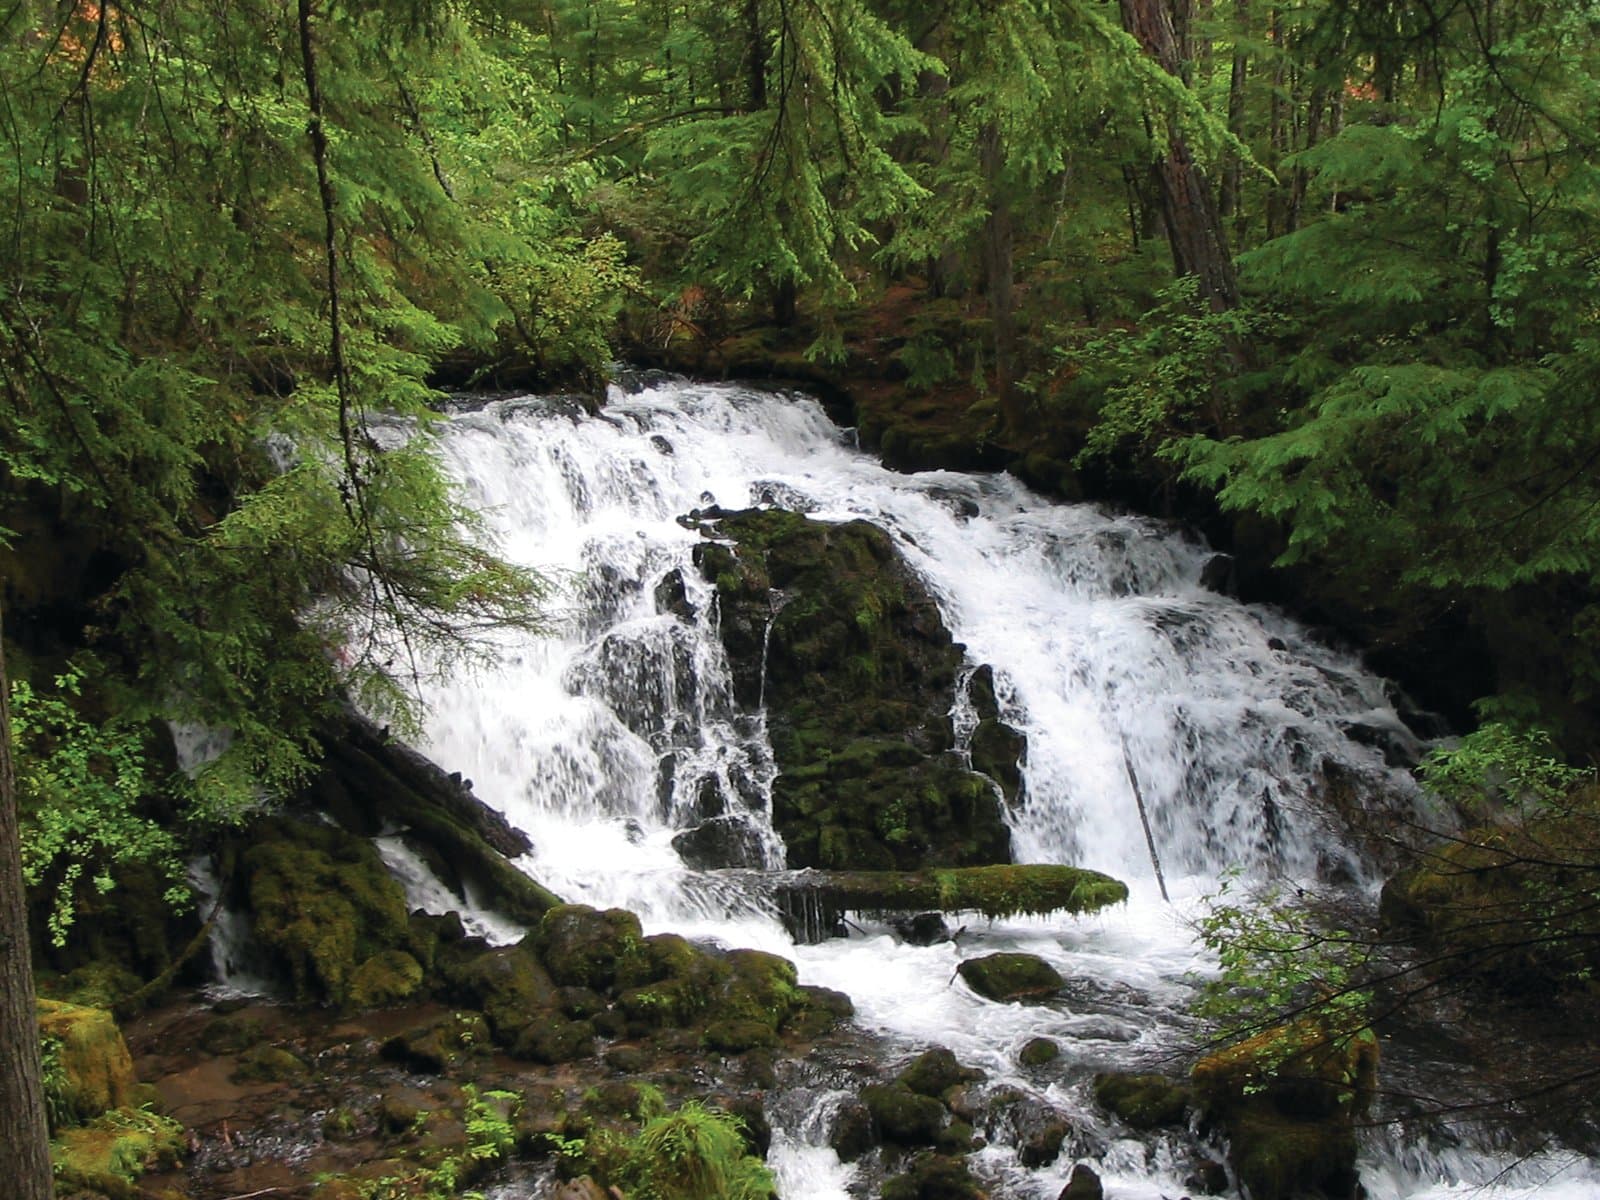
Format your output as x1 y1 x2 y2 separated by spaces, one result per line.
296 0 362 510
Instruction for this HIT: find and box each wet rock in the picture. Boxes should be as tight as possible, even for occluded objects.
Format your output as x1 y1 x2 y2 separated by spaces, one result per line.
241 817 421 1008
704 507 1018 870
1017 1109 1071 1167
829 1097 878 1161
547 1177 615 1200
444 943 560 1041
671 814 767 869
783 984 855 1039
536 904 652 991
230 1044 308 1084
381 1012 490 1074
1092 1072 1191 1129
704 1018 780 1053
880 1151 986 1200
1019 1037 1059 1067
379 1090 427 1133
1059 1162 1103 1200
513 1016 597 1065
1191 1021 1378 1200
1200 552 1236 594
891 912 952 945
1186 1156 1231 1195
653 567 695 620
558 986 609 1020
956 952 1064 1002
198 1011 266 1056
897 1047 985 1098
862 1082 947 1147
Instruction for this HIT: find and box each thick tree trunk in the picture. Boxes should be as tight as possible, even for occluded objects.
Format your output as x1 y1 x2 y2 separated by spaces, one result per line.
0 603 53 1200
1120 0 1240 311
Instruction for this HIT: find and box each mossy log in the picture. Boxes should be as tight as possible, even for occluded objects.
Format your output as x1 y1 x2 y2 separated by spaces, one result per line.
768 864 1127 942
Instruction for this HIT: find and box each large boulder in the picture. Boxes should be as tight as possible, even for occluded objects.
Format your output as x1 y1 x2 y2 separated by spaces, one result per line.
36 1000 137 1127
698 509 1020 870
956 953 1063 1002
1191 1021 1378 1200
240 817 425 1008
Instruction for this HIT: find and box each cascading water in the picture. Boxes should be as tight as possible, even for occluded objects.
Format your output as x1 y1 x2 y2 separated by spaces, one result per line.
407 379 1596 1199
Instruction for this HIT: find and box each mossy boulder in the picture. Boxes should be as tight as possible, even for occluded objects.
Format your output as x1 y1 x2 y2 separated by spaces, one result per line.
956 952 1064 1002
1191 1022 1378 1200
897 1048 985 1098
52 1106 185 1200
514 1016 598 1064
348 949 426 1010
1091 1072 1190 1129
1019 1037 1060 1067
37 999 137 1126
879 1151 987 1200
1379 810 1600 994
443 943 560 1042
861 1083 947 1147
700 508 1020 871
241 817 423 1008
536 904 652 991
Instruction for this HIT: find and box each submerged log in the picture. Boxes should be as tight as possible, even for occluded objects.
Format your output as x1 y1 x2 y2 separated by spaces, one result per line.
768 864 1128 943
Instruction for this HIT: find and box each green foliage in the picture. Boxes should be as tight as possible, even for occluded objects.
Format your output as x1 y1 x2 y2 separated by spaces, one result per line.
1192 875 1371 1054
1418 723 1594 815
9 669 186 946
578 1101 775 1200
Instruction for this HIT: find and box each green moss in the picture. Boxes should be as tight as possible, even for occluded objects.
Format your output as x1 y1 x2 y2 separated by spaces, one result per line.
1091 1072 1189 1128
443 943 560 1041
861 1084 946 1146
537 904 651 990
1019 1038 1060 1067
36 999 136 1126
347 949 426 1011
231 1043 309 1084
956 953 1064 1002
879 1152 985 1200
52 1105 185 1200
1191 1021 1378 1200
242 818 418 1007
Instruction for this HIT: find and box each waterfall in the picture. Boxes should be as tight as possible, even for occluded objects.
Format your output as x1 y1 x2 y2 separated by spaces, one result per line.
405 379 1593 1199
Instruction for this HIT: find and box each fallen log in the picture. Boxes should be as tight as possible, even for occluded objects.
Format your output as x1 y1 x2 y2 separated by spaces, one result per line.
766 864 1128 943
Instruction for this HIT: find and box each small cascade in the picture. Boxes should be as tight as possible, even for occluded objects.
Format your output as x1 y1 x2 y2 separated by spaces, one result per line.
399 379 1574 1199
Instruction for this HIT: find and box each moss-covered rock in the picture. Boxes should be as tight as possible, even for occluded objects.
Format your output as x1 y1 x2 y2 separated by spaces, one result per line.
347 949 426 1010
956 953 1064 1002
443 942 560 1041
1191 1021 1378 1200
514 1016 598 1064
240 817 421 1008
230 1043 309 1084
700 508 1021 871
1091 1072 1190 1129
37 999 137 1126
1019 1037 1060 1067
381 1011 490 1074
536 904 652 991
897 1048 985 1098
861 1083 947 1147
879 1151 987 1200
52 1105 185 1200
1379 810 1600 994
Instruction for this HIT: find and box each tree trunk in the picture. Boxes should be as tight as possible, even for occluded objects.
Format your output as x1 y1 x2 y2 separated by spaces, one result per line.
0 601 53 1200
979 120 1021 432
1119 0 1240 311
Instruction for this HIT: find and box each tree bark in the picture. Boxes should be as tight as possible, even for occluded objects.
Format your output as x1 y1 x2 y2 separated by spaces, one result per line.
1120 0 1240 311
0 600 53 1200
979 120 1022 432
